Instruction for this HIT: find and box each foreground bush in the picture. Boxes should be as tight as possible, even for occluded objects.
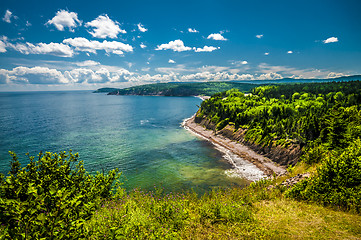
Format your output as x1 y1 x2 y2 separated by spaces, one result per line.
0 151 121 239
286 139 361 212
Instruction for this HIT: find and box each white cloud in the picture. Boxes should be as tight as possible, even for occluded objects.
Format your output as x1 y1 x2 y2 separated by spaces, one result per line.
0 40 6 53
287 50 293 54
137 23 148 32
264 52 269 55
8 66 69 84
327 72 345 78
8 42 74 57
155 39 192 52
168 59 175 64
256 34 263 39
207 33 227 41
75 60 100 67
85 14 126 39
193 46 219 52
241 61 248 65
323 37 338 44
188 28 198 33
3 10 16 23
26 21 32 27
140 43 147 49
63 37 133 55
46 10 82 32
258 72 283 80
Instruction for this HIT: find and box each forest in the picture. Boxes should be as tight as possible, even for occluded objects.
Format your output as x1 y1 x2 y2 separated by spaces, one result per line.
198 80 361 211
104 82 262 96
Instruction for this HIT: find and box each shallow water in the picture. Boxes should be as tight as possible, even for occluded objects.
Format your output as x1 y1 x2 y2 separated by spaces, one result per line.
0 91 251 193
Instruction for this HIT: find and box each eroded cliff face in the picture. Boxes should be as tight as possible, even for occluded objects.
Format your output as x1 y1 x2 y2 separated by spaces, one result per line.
194 115 302 166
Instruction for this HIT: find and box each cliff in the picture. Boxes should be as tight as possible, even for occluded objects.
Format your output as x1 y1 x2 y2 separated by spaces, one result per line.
194 114 302 167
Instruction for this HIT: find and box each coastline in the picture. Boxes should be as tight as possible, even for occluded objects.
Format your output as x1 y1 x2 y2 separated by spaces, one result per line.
182 115 287 180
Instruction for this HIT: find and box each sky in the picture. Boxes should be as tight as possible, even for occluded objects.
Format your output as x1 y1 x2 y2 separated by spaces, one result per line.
0 0 360 91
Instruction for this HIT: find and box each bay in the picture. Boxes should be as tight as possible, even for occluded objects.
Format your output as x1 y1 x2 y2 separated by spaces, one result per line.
0 91 249 193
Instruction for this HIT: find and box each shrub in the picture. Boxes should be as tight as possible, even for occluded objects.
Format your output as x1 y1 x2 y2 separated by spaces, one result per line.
0 151 121 239
286 139 361 212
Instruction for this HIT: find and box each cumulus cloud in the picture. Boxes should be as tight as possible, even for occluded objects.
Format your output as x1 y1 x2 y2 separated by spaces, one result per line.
327 72 345 78
264 52 269 55
8 42 74 57
256 34 263 39
207 33 227 41
140 43 147 49
2 10 17 23
323 37 338 44
188 28 198 33
193 46 219 52
241 61 248 64
287 50 293 54
0 40 6 53
46 10 82 32
63 37 133 55
137 23 148 32
168 59 175 64
8 66 69 84
258 72 283 80
155 40 192 52
85 14 126 39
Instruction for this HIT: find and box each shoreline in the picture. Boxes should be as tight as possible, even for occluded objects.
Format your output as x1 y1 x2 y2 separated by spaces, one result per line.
182 115 287 180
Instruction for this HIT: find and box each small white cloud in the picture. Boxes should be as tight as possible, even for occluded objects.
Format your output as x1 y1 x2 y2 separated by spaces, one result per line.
75 60 100 67
140 43 147 49
137 23 148 32
63 37 133 55
2 10 15 23
323 37 338 44
264 52 269 55
241 60 248 64
26 21 32 27
327 72 345 78
207 33 227 41
188 28 198 33
168 59 175 64
0 40 6 53
85 14 126 39
256 34 263 39
46 10 82 32
193 46 219 52
287 51 293 54
155 39 192 52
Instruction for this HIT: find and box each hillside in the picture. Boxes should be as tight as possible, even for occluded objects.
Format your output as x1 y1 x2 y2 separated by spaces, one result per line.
102 82 262 96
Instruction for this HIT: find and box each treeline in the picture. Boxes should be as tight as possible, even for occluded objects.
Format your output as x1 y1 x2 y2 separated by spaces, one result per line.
105 82 262 96
198 80 361 211
199 81 361 149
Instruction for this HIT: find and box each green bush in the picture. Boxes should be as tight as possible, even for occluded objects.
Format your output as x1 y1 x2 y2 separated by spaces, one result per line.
286 139 361 212
0 151 121 239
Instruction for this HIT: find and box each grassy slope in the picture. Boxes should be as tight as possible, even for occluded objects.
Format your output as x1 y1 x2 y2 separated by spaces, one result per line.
84 163 361 239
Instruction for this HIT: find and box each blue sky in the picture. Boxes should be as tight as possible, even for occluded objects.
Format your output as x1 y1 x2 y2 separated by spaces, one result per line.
0 0 360 91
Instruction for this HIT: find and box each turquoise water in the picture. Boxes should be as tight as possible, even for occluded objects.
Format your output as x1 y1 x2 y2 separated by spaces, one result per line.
0 91 250 192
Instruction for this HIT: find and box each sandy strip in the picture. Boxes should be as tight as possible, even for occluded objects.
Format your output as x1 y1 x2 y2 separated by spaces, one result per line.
182 115 287 179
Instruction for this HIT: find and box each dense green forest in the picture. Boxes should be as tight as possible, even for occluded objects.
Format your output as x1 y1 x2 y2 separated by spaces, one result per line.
101 82 262 96
1 80 361 239
198 80 361 211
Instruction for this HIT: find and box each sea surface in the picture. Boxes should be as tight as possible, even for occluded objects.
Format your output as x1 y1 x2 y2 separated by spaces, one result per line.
0 91 255 193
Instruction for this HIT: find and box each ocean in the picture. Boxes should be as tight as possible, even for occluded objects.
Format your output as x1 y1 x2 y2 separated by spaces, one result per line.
0 91 252 193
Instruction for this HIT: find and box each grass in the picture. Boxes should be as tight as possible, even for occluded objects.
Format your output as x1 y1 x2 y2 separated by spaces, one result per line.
84 178 361 239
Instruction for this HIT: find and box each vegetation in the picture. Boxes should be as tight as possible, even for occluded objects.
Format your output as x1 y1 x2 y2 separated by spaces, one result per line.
93 87 120 93
198 80 361 211
1 154 360 239
1 80 361 239
0 151 121 239
105 82 262 96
